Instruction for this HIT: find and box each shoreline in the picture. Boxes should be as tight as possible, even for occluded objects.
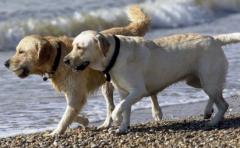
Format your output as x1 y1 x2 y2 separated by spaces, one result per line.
1 95 240 147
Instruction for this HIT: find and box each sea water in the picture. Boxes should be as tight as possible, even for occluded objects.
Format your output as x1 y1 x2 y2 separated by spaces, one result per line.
0 0 240 137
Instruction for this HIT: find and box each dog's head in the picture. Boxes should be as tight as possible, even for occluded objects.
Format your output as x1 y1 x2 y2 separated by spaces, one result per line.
4 35 54 78
64 30 110 71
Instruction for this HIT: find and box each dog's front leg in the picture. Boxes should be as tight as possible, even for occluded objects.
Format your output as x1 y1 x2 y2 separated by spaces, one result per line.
51 93 85 135
112 89 146 134
98 82 115 129
51 106 78 135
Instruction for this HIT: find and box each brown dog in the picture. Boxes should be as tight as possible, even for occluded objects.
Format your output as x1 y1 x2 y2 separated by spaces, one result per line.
5 5 162 135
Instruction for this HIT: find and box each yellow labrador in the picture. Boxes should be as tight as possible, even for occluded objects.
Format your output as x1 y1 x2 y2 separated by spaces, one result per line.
4 6 162 135
65 31 240 133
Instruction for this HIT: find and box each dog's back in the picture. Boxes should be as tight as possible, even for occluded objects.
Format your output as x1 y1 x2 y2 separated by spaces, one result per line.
114 33 223 93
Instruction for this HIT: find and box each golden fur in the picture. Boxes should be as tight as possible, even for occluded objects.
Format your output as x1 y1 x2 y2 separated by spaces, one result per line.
101 5 150 36
6 5 153 135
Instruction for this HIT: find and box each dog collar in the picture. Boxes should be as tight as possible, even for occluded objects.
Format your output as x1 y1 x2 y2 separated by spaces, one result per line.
102 35 120 82
43 42 62 81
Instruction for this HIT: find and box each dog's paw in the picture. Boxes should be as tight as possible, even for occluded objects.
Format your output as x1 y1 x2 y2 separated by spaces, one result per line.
97 120 111 129
115 121 130 135
43 132 53 137
205 120 220 129
153 115 162 122
49 128 63 136
115 127 129 135
153 112 162 121
49 131 58 136
97 124 109 130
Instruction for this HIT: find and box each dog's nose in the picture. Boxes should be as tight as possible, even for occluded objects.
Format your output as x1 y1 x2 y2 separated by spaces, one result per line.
4 59 10 68
63 57 70 65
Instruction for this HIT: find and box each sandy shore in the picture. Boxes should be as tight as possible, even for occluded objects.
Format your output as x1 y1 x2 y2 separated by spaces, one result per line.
1 94 240 147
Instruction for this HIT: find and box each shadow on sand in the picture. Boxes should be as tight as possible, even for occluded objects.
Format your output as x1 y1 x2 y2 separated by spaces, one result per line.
129 115 240 133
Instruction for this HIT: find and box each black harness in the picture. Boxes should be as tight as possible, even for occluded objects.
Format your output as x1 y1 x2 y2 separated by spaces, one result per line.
43 42 62 81
102 35 120 82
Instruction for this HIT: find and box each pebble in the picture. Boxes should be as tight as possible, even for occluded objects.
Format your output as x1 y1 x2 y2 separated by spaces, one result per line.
1 114 240 147
53 140 58 146
90 143 97 148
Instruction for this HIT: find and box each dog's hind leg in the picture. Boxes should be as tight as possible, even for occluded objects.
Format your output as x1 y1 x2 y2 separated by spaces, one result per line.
186 76 202 88
186 76 214 119
203 99 214 119
198 52 228 127
204 90 228 127
150 95 162 121
98 82 115 129
201 83 228 126
200 78 228 127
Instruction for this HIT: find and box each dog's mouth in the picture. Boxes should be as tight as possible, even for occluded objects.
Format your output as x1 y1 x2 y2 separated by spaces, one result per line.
74 61 90 71
13 67 30 78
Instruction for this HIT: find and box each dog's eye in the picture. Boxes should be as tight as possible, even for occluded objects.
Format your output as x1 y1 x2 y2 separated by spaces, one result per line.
19 50 24 54
77 46 85 51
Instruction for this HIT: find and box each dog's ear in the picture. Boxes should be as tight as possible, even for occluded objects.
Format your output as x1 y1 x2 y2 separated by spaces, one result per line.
95 33 110 57
37 39 52 65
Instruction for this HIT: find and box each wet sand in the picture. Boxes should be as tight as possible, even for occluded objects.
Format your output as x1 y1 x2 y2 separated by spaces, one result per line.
1 95 240 147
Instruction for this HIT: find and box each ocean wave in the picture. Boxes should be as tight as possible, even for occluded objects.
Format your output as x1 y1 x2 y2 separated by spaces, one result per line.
0 0 240 51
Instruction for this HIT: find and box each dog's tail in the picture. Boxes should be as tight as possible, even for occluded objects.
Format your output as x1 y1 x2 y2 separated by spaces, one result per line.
125 5 151 36
101 5 151 37
214 33 240 46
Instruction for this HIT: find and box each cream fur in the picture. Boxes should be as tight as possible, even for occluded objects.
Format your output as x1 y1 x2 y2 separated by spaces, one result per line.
67 31 240 133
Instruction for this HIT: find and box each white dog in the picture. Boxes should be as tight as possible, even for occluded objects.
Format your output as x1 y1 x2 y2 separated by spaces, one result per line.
64 31 240 133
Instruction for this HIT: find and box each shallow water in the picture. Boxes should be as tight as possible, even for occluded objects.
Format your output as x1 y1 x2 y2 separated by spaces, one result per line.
0 0 240 138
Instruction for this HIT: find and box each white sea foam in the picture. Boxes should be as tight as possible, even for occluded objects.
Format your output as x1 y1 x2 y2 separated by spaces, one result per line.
0 0 240 50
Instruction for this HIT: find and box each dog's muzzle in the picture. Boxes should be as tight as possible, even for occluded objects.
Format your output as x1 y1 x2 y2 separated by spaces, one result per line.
18 67 30 78
64 57 90 71
63 57 70 65
75 61 90 71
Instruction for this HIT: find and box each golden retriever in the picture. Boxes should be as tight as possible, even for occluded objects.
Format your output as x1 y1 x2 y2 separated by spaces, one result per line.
65 31 240 133
4 5 162 135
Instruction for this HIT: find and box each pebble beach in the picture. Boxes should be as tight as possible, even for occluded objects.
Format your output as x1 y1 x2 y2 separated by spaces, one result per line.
1 0 240 146
1 115 240 147
1 96 240 147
